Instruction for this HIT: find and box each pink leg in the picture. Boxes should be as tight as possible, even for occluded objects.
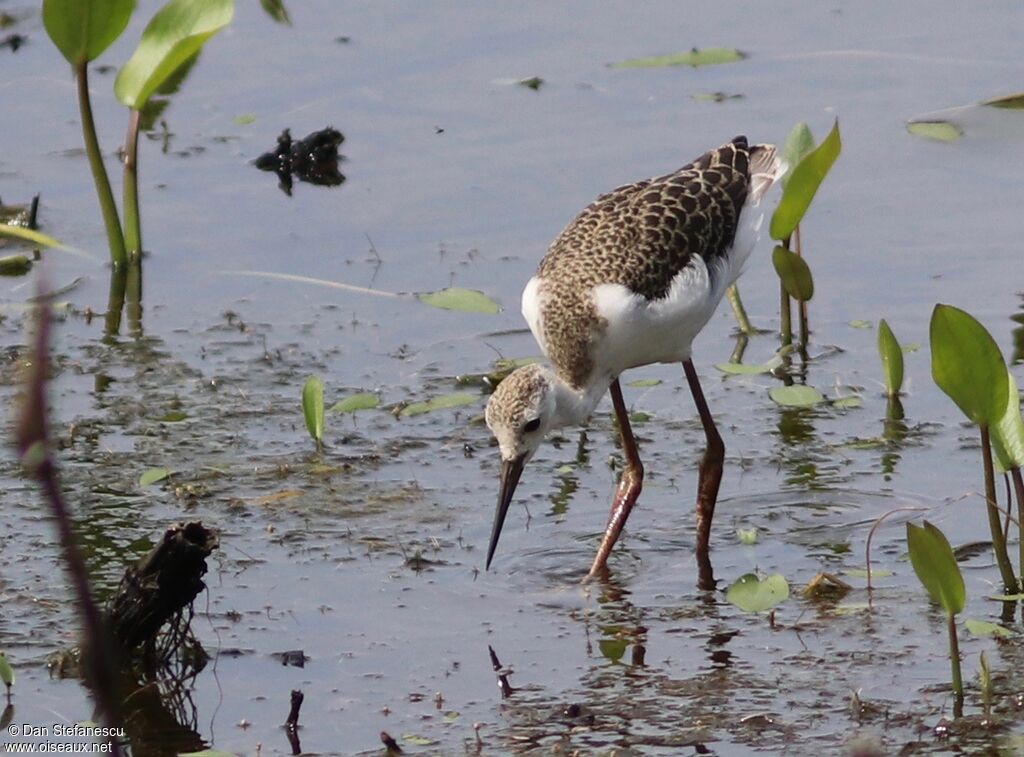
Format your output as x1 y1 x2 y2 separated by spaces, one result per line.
683 359 724 590
588 379 643 577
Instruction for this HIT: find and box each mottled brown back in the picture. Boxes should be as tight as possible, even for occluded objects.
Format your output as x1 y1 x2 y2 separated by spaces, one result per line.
534 136 757 387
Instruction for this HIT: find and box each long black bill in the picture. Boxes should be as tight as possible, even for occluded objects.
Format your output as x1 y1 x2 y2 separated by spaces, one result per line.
486 455 526 570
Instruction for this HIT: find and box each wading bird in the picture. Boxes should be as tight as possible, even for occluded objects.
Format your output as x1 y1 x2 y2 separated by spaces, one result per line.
484 136 784 585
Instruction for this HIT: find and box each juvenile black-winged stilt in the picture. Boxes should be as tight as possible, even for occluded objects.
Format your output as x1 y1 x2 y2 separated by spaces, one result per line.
484 136 784 585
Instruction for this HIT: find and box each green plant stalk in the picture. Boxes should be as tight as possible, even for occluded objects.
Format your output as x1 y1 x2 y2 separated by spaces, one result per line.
76 63 127 269
727 284 753 334
1013 466 1024 585
780 285 792 346
947 612 963 703
126 257 143 338
104 269 126 337
123 108 142 260
981 425 1018 591
794 226 810 346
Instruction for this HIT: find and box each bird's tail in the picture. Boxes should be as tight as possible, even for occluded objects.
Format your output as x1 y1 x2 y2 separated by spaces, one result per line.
748 144 786 204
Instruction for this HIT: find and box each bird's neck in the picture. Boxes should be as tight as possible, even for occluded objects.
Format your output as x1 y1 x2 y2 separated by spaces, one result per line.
549 371 612 428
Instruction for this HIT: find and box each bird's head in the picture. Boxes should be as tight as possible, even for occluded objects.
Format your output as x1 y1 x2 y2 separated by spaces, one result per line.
483 363 557 569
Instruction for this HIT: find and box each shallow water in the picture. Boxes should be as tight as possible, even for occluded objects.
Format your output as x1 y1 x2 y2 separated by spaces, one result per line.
2 1 1024 754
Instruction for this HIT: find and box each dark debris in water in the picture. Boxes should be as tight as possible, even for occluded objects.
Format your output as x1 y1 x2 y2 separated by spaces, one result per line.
255 127 345 196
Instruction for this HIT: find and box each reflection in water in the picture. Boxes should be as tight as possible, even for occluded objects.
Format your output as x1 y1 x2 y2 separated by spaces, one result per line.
487 645 515 698
548 431 590 516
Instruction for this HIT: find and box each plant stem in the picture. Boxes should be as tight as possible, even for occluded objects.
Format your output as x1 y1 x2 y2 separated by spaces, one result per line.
126 258 143 338
727 284 753 334
104 269 127 337
1014 466 1024 587
76 63 127 270
780 285 792 346
947 612 963 709
794 225 810 346
980 425 1017 591
123 109 142 260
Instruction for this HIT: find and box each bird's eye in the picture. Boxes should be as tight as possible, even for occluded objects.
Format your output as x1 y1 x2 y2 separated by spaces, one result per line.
523 418 542 433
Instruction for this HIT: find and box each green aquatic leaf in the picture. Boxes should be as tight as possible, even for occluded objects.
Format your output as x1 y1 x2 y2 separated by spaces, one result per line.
629 411 652 424
770 119 842 241
401 734 437 746
0 255 31 276
768 385 825 407
234 113 256 125
259 0 290 25
330 392 380 414
400 392 478 418
736 527 758 545
598 638 628 663
160 410 187 422
612 47 746 68
849 319 872 330
843 568 893 579
877 319 904 397
302 375 325 444
907 520 965 616
965 618 1013 638
417 287 500 314
139 467 171 486
115 0 234 109
43 0 135 65
0 651 13 687
906 120 963 142
781 122 815 188
518 76 544 90
626 378 662 388
832 396 862 409
981 92 1024 110
930 304 1008 427
992 368 1024 472
771 245 814 301
716 345 792 376
726 573 789 613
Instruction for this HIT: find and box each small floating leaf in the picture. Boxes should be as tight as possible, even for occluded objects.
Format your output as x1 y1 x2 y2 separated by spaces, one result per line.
302 375 326 445
259 0 291 25
906 120 963 142
877 319 904 397
400 392 478 418
726 573 789 613
626 378 662 388
629 411 652 424
234 113 256 125
965 618 1013 638
115 0 234 110
139 467 171 486
930 304 1008 427
736 527 758 545
0 254 32 276
770 119 842 241
612 46 746 69
849 319 872 330
771 245 814 301
843 568 893 579
0 651 14 687
982 92 1024 110
401 733 437 746
598 638 628 663
907 520 965 615
518 76 544 90
160 410 187 422
330 392 380 414
417 287 500 314
832 396 862 409
716 361 773 375
768 385 825 407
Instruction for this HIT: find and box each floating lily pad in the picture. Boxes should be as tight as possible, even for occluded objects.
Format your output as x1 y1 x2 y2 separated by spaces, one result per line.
906 120 963 142
234 113 256 125
417 287 500 314
832 396 862 409
598 637 628 663
612 46 746 69
768 385 825 407
736 527 758 545
139 467 171 487
330 392 380 414
400 392 478 418
849 319 873 330
629 411 652 424
983 92 1024 110
626 378 662 388
160 410 188 422
965 618 1013 638
843 568 894 579
726 573 789 613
